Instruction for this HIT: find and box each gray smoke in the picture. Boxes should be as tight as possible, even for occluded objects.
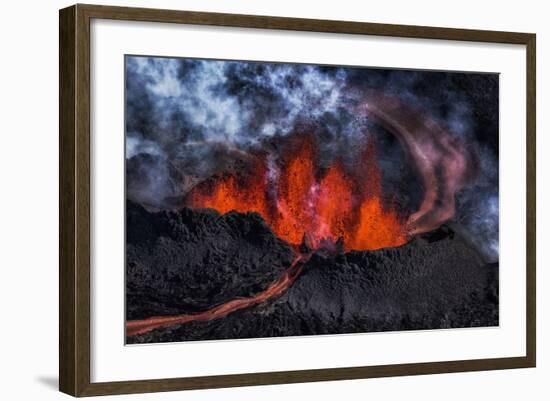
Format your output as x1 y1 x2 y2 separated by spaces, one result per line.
125 55 499 261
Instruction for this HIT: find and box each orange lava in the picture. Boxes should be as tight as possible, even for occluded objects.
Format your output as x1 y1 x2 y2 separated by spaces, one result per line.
346 141 406 250
190 157 269 217
271 138 317 244
190 136 407 251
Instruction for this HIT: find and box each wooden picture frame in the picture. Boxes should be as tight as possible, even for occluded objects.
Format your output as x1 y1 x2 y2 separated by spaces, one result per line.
59 3 536 397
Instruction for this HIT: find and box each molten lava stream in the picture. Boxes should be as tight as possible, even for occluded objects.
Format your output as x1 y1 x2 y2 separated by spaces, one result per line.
126 252 311 337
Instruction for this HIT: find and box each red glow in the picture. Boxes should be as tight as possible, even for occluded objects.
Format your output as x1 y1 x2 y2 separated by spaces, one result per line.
271 137 317 244
347 140 407 250
190 157 269 217
190 136 407 251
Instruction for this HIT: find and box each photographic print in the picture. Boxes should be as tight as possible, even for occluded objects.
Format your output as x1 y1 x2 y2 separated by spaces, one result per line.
124 56 499 344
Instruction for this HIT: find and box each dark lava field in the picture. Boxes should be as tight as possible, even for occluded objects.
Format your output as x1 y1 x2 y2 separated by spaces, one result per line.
126 200 498 344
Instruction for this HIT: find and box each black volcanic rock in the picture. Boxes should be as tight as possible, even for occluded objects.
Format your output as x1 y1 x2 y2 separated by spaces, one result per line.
126 200 294 320
126 202 498 344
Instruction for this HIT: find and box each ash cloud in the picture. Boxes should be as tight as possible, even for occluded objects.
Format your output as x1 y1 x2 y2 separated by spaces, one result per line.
125 56 499 261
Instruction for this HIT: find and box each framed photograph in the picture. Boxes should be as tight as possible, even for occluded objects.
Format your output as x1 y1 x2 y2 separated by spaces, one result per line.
59 4 536 397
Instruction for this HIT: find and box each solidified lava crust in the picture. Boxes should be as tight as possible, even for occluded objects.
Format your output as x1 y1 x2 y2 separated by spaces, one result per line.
126 200 498 344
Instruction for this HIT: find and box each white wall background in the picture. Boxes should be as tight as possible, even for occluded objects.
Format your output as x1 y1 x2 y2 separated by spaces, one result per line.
0 0 546 399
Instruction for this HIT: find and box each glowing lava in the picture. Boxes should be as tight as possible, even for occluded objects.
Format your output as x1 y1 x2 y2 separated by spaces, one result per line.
189 137 407 251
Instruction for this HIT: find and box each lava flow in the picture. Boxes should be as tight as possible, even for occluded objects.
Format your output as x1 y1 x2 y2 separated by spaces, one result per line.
189 137 407 251
126 252 311 337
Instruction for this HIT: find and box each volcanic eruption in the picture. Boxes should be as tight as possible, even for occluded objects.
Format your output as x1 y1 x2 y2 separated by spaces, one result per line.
188 135 407 252
125 56 499 343
126 93 478 338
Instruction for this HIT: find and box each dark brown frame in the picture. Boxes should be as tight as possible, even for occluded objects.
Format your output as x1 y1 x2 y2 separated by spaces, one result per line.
59 3 536 397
